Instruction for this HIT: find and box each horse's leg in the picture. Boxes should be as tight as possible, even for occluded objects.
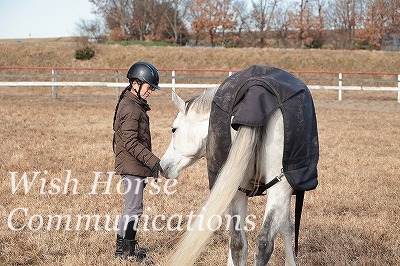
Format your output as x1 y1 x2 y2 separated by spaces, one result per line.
254 180 294 266
280 190 296 266
254 110 296 266
227 192 249 266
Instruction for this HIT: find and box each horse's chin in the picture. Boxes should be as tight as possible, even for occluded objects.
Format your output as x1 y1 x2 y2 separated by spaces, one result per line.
159 164 179 179
160 156 194 180
160 170 179 180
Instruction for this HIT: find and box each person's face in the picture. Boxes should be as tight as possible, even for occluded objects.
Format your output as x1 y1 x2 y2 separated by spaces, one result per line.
133 82 155 99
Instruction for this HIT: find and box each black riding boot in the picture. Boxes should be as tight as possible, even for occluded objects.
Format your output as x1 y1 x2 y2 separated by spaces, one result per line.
115 220 147 261
115 234 130 259
115 235 146 260
115 235 147 260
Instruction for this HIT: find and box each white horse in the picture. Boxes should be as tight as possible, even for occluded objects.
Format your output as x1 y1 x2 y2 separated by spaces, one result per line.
160 65 319 265
160 89 297 265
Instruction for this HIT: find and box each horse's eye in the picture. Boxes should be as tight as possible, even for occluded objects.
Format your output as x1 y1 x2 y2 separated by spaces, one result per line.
172 128 176 133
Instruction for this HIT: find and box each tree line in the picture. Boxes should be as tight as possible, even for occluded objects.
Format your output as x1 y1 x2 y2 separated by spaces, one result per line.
77 0 400 50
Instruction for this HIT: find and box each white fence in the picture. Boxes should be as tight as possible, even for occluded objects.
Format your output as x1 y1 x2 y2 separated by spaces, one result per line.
0 68 399 102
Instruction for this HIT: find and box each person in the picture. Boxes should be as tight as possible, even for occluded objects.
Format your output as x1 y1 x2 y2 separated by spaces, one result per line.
112 61 162 261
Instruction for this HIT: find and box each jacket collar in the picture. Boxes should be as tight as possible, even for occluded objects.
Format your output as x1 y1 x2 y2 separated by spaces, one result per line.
125 90 151 111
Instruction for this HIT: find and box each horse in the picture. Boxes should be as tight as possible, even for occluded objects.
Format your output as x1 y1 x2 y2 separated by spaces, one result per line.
160 65 319 266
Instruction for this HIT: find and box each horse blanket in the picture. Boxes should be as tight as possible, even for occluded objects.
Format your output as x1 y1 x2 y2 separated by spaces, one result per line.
206 65 319 192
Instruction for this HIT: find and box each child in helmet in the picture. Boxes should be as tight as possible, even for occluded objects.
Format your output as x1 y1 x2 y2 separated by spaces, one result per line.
112 61 162 261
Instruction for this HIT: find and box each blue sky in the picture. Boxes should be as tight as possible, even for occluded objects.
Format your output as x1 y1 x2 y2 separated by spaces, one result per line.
0 0 97 39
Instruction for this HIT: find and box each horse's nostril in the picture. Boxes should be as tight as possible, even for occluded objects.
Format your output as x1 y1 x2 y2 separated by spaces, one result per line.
159 164 167 176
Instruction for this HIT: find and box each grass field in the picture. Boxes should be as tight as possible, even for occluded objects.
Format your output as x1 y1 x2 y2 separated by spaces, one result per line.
1 38 400 74
0 39 399 265
0 84 399 265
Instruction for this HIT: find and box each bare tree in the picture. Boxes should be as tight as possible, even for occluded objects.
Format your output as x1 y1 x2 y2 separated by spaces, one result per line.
89 0 134 40
156 0 189 44
325 0 359 49
272 4 291 48
230 0 251 47
74 18 107 44
249 0 279 48
312 0 326 48
133 0 156 41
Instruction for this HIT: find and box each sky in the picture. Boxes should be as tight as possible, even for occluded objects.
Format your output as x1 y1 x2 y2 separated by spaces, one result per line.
0 0 97 39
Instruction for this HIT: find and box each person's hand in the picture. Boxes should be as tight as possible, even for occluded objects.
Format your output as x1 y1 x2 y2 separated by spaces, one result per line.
152 163 161 182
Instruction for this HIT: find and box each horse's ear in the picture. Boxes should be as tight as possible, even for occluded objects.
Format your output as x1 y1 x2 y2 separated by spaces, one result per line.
172 90 186 113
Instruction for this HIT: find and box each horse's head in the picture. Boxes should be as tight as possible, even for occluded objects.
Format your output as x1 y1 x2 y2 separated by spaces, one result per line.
160 89 214 179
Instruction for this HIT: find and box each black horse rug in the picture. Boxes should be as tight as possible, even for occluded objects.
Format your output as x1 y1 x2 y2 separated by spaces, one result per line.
206 65 319 192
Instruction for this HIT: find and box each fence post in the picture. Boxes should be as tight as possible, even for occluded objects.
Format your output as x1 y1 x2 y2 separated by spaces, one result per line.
398 74 400 103
115 70 120 100
172 70 176 96
51 69 58 99
338 73 342 101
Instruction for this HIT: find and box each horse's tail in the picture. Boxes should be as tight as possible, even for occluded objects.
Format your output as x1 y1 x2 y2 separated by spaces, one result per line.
167 126 259 266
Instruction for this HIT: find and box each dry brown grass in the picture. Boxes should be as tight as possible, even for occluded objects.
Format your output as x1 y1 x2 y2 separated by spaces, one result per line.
0 40 399 265
0 38 399 74
1 86 399 266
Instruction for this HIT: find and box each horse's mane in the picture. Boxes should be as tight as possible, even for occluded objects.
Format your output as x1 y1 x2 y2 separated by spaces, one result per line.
185 87 218 116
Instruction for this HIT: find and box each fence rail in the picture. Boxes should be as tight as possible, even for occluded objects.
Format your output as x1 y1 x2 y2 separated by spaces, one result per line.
0 66 399 102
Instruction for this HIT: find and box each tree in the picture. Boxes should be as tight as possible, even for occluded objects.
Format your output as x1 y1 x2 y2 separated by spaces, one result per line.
249 0 279 48
86 0 397 50
309 0 325 48
272 4 291 48
187 0 205 45
156 0 190 45
287 0 326 49
74 18 107 44
325 0 358 49
189 0 237 46
230 0 251 47
89 0 188 44
358 0 400 49
89 0 135 41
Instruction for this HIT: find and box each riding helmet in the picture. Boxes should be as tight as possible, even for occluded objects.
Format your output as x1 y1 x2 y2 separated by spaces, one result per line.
127 62 161 90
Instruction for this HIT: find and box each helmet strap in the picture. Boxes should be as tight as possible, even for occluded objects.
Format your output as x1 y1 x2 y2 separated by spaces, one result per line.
131 79 144 99
136 82 144 99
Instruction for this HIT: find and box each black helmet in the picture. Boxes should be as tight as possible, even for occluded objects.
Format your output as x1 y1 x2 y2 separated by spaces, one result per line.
127 61 161 90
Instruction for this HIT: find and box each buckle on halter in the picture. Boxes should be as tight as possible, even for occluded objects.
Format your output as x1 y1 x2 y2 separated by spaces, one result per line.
238 172 285 197
277 172 284 181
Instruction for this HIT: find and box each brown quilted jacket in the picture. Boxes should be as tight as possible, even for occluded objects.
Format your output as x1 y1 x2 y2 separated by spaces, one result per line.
113 91 160 177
